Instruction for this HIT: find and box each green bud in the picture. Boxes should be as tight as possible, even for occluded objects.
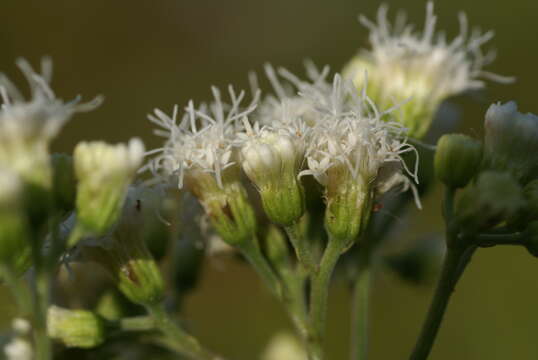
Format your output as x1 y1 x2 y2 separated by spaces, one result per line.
72 139 145 244
435 134 482 188
0 168 32 276
455 171 525 233
80 185 165 307
185 168 256 247
324 168 373 248
51 153 77 213
264 225 292 271
241 130 305 226
47 306 106 348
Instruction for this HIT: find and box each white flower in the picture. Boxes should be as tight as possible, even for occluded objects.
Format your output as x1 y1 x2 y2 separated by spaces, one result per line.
343 2 513 138
4 338 33 360
74 138 145 188
299 75 418 196
0 58 102 188
72 138 145 239
147 86 257 191
484 101 538 183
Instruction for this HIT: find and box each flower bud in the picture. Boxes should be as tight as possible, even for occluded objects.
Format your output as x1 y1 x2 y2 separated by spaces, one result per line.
80 185 165 307
185 168 257 247
484 101 538 184
51 153 77 213
0 168 31 276
264 225 292 271
434 134 482 188
241 131 306 226
324 167 373 248
47 306 106 348
455 171 524 233
72 138 144 244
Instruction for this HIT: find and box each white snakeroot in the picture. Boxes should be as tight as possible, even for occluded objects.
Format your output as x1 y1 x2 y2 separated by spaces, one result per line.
147 86 257 191
299 75 418 195
343 2 513 138
0 58 102 189
484 101 538 183
4 338 33 360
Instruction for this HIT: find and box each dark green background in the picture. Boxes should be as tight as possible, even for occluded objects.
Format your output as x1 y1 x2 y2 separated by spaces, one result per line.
1 0 537 359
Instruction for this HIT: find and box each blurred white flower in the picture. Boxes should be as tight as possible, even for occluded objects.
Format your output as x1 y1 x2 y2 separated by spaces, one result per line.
343 2 513 138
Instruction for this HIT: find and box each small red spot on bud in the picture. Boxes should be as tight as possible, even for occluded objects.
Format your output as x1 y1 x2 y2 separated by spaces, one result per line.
373 203 383 212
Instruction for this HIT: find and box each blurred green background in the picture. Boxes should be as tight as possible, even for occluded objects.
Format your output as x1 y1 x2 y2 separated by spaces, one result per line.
1 0 538 359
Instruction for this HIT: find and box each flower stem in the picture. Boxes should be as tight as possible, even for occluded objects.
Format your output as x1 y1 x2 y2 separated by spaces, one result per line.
408 247 465 360
308 238 345 360
239 237 283 299
284 221 318 273
146 304 225 360
350 256 371 360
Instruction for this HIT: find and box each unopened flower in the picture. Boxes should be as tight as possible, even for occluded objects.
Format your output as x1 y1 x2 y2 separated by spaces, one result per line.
299 75 418 245
47 305 106 348
484 101 538 184
434 134 482 188
239 120 305 226
0 58 102 204
147 87 257 246
72 138 145 243
343 2 513 138
0 168 31 276
78 185 165 307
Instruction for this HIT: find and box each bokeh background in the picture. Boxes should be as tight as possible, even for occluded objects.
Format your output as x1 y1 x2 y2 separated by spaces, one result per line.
1 0 538 359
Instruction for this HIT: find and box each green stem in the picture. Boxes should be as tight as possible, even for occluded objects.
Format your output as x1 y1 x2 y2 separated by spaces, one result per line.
118 315 156 332
146 304 225 360
408 247 465 360
476 232 523 247
350 258 371 360
308 238 346 360
280 265 309 339
284 221 318 273
239 237 283 299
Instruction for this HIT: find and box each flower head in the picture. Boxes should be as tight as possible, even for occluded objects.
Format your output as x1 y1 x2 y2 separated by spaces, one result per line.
484 101 538 184
343 2 513 138
298 74 419 243
147 87 258 246
0 58 102 190
72 138 145 241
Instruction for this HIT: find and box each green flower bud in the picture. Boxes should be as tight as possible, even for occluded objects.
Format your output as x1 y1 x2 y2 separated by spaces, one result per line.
324 168 373 248
80 185 165 307
47 306 106 348
51 153 77 213
241 129 305 226
72 138 144 244
484 102 538 184
264 225 292 271
434 134 482 188
0 168 31 276
185 168 256 247
455 171 525 233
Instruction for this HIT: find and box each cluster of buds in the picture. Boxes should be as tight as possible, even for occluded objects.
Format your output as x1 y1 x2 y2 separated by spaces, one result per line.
434 101 538 238
343 2 512 139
